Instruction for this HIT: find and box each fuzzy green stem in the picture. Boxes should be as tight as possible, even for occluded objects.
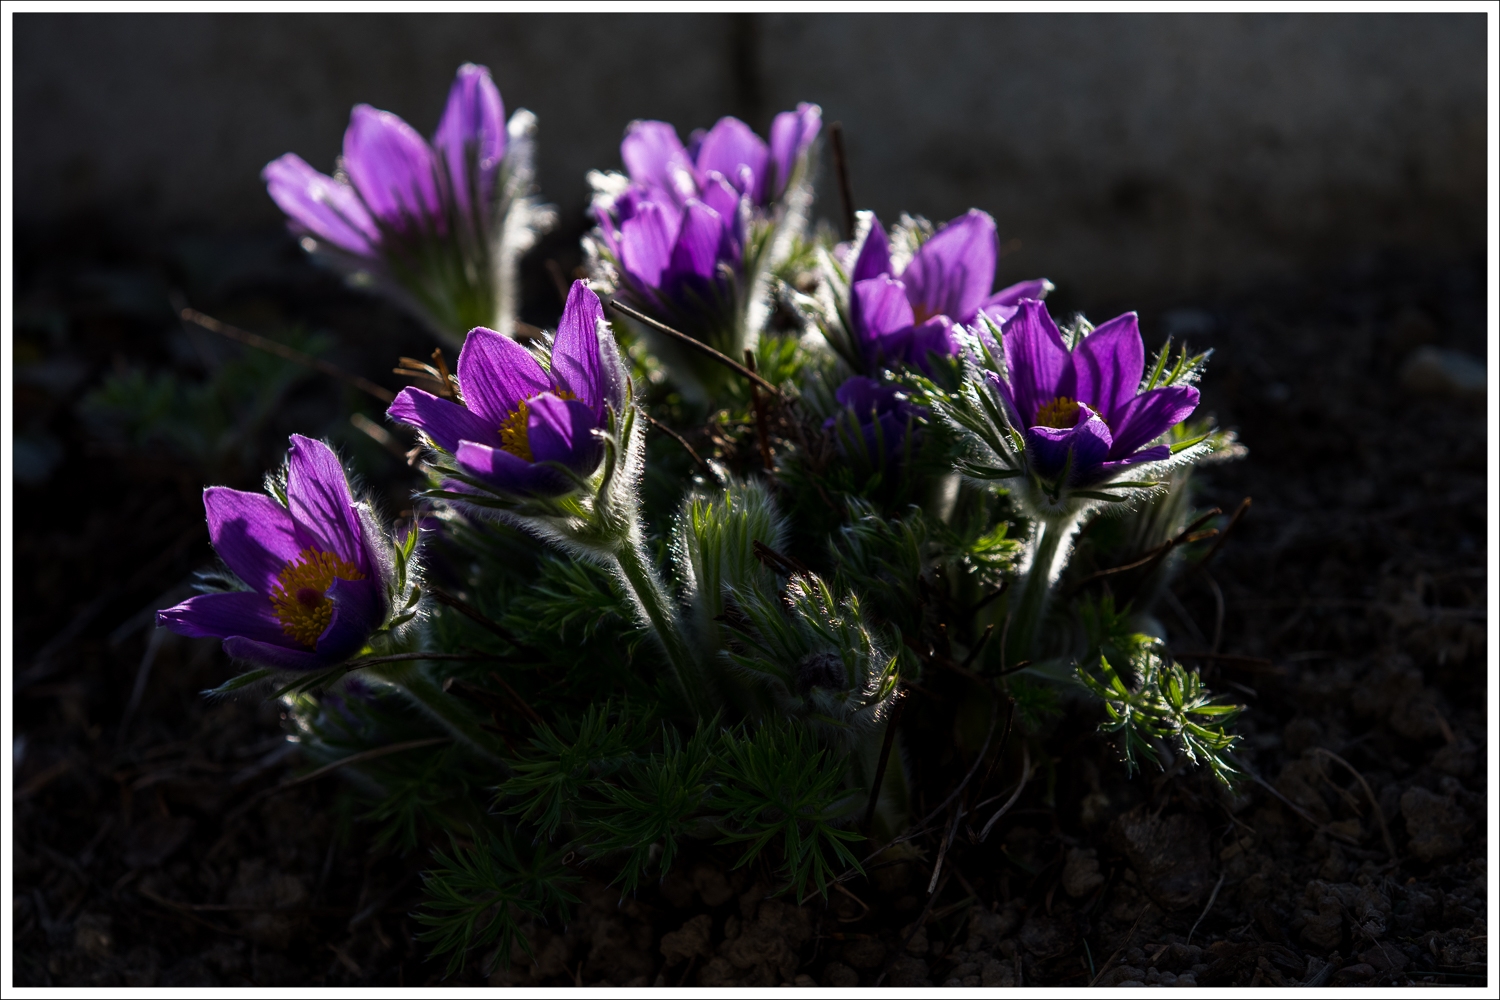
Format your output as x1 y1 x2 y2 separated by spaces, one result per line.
1006 513 1076 664
613 535 712 718
365 661 507 766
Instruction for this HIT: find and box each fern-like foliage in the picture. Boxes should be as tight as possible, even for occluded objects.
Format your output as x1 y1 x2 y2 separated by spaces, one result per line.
416 828 580 976
711 722 865 899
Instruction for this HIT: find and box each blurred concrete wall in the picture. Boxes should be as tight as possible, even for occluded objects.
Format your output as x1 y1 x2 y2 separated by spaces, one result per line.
14 12 1486 301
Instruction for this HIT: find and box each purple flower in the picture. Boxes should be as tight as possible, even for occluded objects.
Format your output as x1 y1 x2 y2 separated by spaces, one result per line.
824 376 923 460
263 63 505 254
848 210 1052 373
991 300 1200 485
387 281 626 497
619 104 821 210
158 436 387 670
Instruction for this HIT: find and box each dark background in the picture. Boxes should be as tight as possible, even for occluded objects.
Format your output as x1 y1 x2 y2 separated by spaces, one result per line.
14 12 1487 301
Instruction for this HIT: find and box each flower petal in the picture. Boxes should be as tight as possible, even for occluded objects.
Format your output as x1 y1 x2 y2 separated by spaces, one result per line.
387 387 496 454
1095 445 1171 479
157 591 288 644
262 154 378 256
286 435 365 570
699 172 744 257
527 394 604 475
619 199 676 289
1002 299 1075 426
222 636 328 671
1106 385 1199 459
1074 312 1145 423
342 105 441 226
1025 407 1112 482
456 326 551 428
316 576 384 661
204 487 300 595
767 102 821 200
433 62 506 212
900 209 998 323
455 441 571 496
551 281 609 415
695 116 768 201
621 120 697 204
978 278 1055 326
668 200 727 281
852 276 916 340
849 213 891 284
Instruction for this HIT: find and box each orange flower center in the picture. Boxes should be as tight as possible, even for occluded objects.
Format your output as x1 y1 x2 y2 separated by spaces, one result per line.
1034 396 1081 429
269 547 365 648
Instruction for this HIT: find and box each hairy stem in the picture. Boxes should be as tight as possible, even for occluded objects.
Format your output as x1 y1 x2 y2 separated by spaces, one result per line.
613 535 711 718
1006 512 1080 663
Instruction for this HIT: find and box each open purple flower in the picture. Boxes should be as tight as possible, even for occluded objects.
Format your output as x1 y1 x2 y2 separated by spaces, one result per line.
992 300 1200 484
387 281 626 497
157 436 387 671
261 63 531 342
847 210 1051 373
824 376 924 460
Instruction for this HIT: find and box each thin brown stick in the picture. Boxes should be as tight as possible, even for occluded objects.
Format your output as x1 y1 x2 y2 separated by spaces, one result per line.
487 671 544 729
1069 508 1221 595
861 690 907 832
745 349 775 471
642 411 709 470
605 299 781 396
1198 496 1251 570
828 121 856 239
960 624 995 671
877 867 951 986
279 737 452 791
978 743 1031 842
1312 747 1399 861
1186 871 1226 945
430 587 528 648
1088 903 1152 987
179 306 395 403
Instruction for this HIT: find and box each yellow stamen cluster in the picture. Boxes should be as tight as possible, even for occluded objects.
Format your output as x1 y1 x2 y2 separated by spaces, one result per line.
495 389 577 462
1035 396 1081 429
269 548 366 648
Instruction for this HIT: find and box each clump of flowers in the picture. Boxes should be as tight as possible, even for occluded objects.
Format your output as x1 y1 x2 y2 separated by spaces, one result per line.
165 62 1249 978
263 63 552 345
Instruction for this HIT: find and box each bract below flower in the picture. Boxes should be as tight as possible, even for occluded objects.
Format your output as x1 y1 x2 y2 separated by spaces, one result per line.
158 436 387 670
991 300 1200 485
388 281 627 497
846 210 1052 373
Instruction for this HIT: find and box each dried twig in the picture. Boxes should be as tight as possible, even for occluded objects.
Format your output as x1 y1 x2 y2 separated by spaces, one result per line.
179 305 395 403
1186 871 1226 945
1312 747 1398 861
829 120 856 239
641 410 709 470
605 299 781 396
862 691 907 832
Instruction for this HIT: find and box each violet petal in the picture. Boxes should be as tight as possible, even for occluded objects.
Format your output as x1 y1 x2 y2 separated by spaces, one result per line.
1073 312 1145 423
551 281 608 415
222 636 328 671
286 435 366 571
1106 385 1199 459
433 62 506 211
315 576 384 662
455 440 570 496
668 200 726 281
203 487 301 595
156 591 288 645
527 394 604 475
621 120 697 203
1025 407 1113 482
619 200 676 289
262 153 379 256
900 209 998 323
456 326 551 429
695 116 768 201
342 105 441 226
1002 299 1075 426
387 387 496 455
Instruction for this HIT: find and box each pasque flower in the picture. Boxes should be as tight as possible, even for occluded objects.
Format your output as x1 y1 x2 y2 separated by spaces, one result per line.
846 210 1051 373
588 105 820 400
262 63 546 343
158 436 389 670
387 281 627 497
991 299 1200 485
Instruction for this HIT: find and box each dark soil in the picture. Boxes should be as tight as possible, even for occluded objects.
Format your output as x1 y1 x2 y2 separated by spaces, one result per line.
11 223 1487 987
